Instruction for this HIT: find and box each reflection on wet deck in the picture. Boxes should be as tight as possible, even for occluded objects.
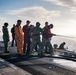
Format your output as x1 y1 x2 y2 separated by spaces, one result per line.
37 56 76 72
53 58 76 69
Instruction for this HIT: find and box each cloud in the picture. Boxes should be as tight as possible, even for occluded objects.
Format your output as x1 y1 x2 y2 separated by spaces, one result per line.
8 6 61 26
0 16 7 26
7 6 76 35
43 0 76 17
8 6 60 17
69 7 76 17
43 0 69 7
63 20 76 35
0 16 7 36
43 0 76 8
53 19 76 35
73 0 76 2
0 16 6 21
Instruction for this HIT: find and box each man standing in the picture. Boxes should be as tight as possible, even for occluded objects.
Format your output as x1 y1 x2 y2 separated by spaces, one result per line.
11 24 15 47
14 20 24 56
43 22 49 53
40 24 55 57
43 22 48 29
2 22 9 53
23 20 30 55
30 22 42 55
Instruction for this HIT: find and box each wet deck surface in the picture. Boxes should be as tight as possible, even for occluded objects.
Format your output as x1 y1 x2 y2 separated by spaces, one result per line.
0 58 32 75
0 44 76 75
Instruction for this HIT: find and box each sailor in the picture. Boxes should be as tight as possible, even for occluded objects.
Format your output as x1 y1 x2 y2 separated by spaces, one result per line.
39 24 55 57
30 22 42 55
14 20 24 56
53 44 58 54
22 20 31 55
2 22 10 53
43 22 49 53
11 24 16 47
59 42 66 49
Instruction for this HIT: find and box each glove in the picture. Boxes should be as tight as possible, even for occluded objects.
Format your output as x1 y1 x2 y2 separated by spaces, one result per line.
53 34 56 36
30 38 32 42
18 38 22 42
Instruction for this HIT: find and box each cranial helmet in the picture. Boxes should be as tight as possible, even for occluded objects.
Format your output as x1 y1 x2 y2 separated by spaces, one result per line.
36 22 40 26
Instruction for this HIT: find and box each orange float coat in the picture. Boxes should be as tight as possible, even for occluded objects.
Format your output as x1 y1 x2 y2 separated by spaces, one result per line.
14 26 24 55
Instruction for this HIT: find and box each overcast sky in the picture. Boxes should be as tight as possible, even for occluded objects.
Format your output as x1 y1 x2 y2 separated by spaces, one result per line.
0 0 76 40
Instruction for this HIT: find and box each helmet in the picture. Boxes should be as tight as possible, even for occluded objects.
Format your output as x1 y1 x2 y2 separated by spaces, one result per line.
45 22 48 24
36 22 40 26
4 22 8 26
26 20 31 23
17 20 22 22
49 24 53 28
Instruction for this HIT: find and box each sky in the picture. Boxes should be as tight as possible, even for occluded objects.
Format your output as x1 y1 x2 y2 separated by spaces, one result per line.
0 0 76 40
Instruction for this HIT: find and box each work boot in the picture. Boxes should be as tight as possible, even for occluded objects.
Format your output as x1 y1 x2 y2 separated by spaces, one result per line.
4 51 9 53
23 50 25 54
17 54 22 57
38 53 45 57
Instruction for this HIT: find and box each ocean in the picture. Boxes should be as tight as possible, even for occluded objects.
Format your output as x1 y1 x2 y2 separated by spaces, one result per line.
0 35 76 51
51 36 76 51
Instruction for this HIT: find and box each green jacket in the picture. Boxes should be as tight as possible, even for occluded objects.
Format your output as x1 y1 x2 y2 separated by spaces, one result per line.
2 26 9 42
30 27 42 40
